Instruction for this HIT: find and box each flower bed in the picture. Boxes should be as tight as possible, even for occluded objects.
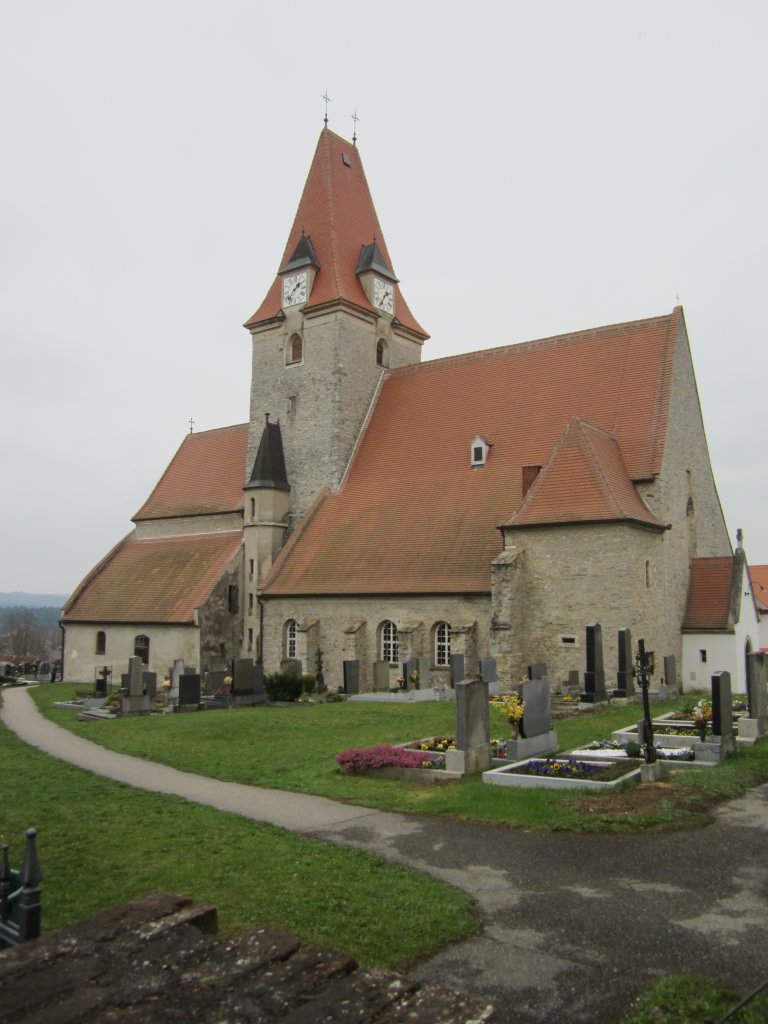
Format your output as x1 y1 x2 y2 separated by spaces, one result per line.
483 757 642 790
569 741 695 762
336 744 441 773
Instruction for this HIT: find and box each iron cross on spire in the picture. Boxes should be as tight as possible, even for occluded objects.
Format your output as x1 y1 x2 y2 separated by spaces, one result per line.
322 90 332 126
351 108 360 146
189 418 194 434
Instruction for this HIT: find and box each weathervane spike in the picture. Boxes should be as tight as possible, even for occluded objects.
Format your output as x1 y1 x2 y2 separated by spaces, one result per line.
351 108 360 146
321 90 332 127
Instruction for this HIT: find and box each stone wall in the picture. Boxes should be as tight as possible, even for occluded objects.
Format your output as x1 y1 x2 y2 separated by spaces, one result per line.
197 549 244 671
247 305 422 524
62 622 201 684
261 593 491 692
133 511 243 540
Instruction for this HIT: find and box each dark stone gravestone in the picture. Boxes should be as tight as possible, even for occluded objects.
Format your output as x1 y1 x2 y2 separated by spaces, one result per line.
205 669 227 696
178 674 201 708
662 654 679 698
343 660 360 695
746 652 767 730
253 663 265 701
580 623 607 703
233 659 255 695
528 662 547 680
372 661 390 692
446 678 491 774
402 656 420 689
613 628 635 698
520 677 551 739
711 671 733 739
142 672 157 702
450 653 465 688
696 670 736 762
480 658 497 683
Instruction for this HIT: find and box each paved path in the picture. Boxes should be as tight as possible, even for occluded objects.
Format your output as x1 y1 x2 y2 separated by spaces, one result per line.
4 686 768 1023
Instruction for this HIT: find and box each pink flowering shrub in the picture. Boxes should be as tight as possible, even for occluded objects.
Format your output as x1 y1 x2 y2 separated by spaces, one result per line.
335 744 433 774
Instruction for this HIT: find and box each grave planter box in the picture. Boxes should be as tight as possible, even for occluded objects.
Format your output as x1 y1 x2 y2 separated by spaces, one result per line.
504 731 558 761
611 725 701 748
483 758 642 791
369 765 462 784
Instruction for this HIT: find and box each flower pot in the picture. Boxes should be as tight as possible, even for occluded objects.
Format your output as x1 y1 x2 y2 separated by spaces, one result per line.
509 722 519 740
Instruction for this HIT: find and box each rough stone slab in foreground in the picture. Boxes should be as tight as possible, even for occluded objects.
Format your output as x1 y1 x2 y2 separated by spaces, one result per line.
0 892 495 1023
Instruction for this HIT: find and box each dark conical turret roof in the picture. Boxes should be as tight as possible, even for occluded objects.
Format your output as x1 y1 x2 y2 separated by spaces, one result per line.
246 418 290 491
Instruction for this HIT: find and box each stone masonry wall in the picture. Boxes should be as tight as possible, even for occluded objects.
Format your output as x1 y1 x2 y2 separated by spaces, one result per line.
247 305 421 525
62 622 201 684
261 593 490 691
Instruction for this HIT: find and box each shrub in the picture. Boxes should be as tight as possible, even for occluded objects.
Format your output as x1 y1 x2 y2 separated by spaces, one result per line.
264 672 303 703
335 744 433 774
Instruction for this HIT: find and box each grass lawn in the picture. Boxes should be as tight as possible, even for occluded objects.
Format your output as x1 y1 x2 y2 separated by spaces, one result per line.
26 685 768 832
620 975 768 1023
0 714 477 967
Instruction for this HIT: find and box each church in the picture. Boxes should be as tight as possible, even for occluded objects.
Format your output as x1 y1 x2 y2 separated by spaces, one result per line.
62 127 732 691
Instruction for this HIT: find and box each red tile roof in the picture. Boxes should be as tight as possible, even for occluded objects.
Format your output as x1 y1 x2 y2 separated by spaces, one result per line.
134 424 249 521
683 556 736 630
749 565 768 614
504 418 662 529
244 129 427 339
63 532 242 623
262 309 680 596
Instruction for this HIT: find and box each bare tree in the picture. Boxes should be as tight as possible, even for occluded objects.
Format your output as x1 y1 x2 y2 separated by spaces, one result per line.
6 609 44 660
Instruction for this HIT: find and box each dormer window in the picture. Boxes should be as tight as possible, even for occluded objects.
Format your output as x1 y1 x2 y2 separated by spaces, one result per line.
471 435 490 467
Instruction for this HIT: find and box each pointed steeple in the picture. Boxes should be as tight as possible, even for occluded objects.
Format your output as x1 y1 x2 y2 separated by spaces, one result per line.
244 129 427 339
246 416 290 491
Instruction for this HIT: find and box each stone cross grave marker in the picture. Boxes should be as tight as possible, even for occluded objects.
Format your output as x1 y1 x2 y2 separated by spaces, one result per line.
581 623 607 703
613 628 635 699
343 660 360 694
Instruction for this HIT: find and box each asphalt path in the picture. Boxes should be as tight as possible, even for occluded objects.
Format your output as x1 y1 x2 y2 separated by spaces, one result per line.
3 685 768 1023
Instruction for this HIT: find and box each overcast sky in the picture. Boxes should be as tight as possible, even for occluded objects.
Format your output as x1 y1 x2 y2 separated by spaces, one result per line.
2 0 766 595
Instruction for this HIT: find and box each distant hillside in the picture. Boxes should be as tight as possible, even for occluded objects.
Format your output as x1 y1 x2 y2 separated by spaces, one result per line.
0 593 68 609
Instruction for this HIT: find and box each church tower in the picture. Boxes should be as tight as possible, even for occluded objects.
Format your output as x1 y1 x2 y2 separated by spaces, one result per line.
243 128 429 525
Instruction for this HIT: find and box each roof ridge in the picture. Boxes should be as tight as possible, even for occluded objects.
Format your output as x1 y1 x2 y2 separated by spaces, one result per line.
578 421 626 519
391 308 680 378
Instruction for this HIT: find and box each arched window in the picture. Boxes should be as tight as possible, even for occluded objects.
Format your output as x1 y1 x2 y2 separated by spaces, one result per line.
134 634 150 665
434 622 451 666
286 334 303 365
380 621 398 664
285 619 298 659
95 630 106 655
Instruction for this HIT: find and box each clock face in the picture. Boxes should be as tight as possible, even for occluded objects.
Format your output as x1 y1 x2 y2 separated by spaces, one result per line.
373 277 394 314
282 271 308 307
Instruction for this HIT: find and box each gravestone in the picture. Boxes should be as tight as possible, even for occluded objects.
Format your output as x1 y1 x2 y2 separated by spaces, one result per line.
372 661 390 692
119 657 151 716
740 652 768 740
504 676 558 760
253 663 265 702
233 659 254 695
658 654 678 700
449 653 465 688
698 671 736 762
142 672 157 702
446 678 491 775
281 659 302 680
343 660 360 695
528 662 547 680
580 623 607 703
178 673 201 708
205 669 227 696
170 659 192 701
402 656 420 689
613 628 635 699
566 669 580 695
480 657 499 696
418 656 430 691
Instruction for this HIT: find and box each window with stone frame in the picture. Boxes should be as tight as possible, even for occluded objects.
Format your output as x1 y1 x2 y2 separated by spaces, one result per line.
95 630 106 655
376 339 388 367
134 634 150 665
380 620 399 664
434 622 451 666
285 619 298 659
286 334 303 365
